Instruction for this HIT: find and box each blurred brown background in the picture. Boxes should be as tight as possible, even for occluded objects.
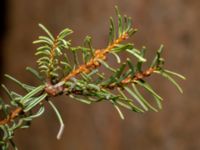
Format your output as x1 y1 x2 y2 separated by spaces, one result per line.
0 0 199 150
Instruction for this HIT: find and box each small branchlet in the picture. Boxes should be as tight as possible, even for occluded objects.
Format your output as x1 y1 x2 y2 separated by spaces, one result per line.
0 6 185 150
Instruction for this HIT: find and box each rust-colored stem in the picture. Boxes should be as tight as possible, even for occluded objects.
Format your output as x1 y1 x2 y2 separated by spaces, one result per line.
104 67 156 89
47 36 58 80
61 33 129 83
0 107 23 126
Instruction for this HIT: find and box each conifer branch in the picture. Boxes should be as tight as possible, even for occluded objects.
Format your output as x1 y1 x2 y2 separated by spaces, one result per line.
0 6 185 150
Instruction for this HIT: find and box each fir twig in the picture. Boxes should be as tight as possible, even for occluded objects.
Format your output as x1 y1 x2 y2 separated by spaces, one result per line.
0 6 185 150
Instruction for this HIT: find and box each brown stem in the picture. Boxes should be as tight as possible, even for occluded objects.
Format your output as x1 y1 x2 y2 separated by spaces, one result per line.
47 36 59 80
60 33 129 83
0 107 23 126
103 67 156 89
